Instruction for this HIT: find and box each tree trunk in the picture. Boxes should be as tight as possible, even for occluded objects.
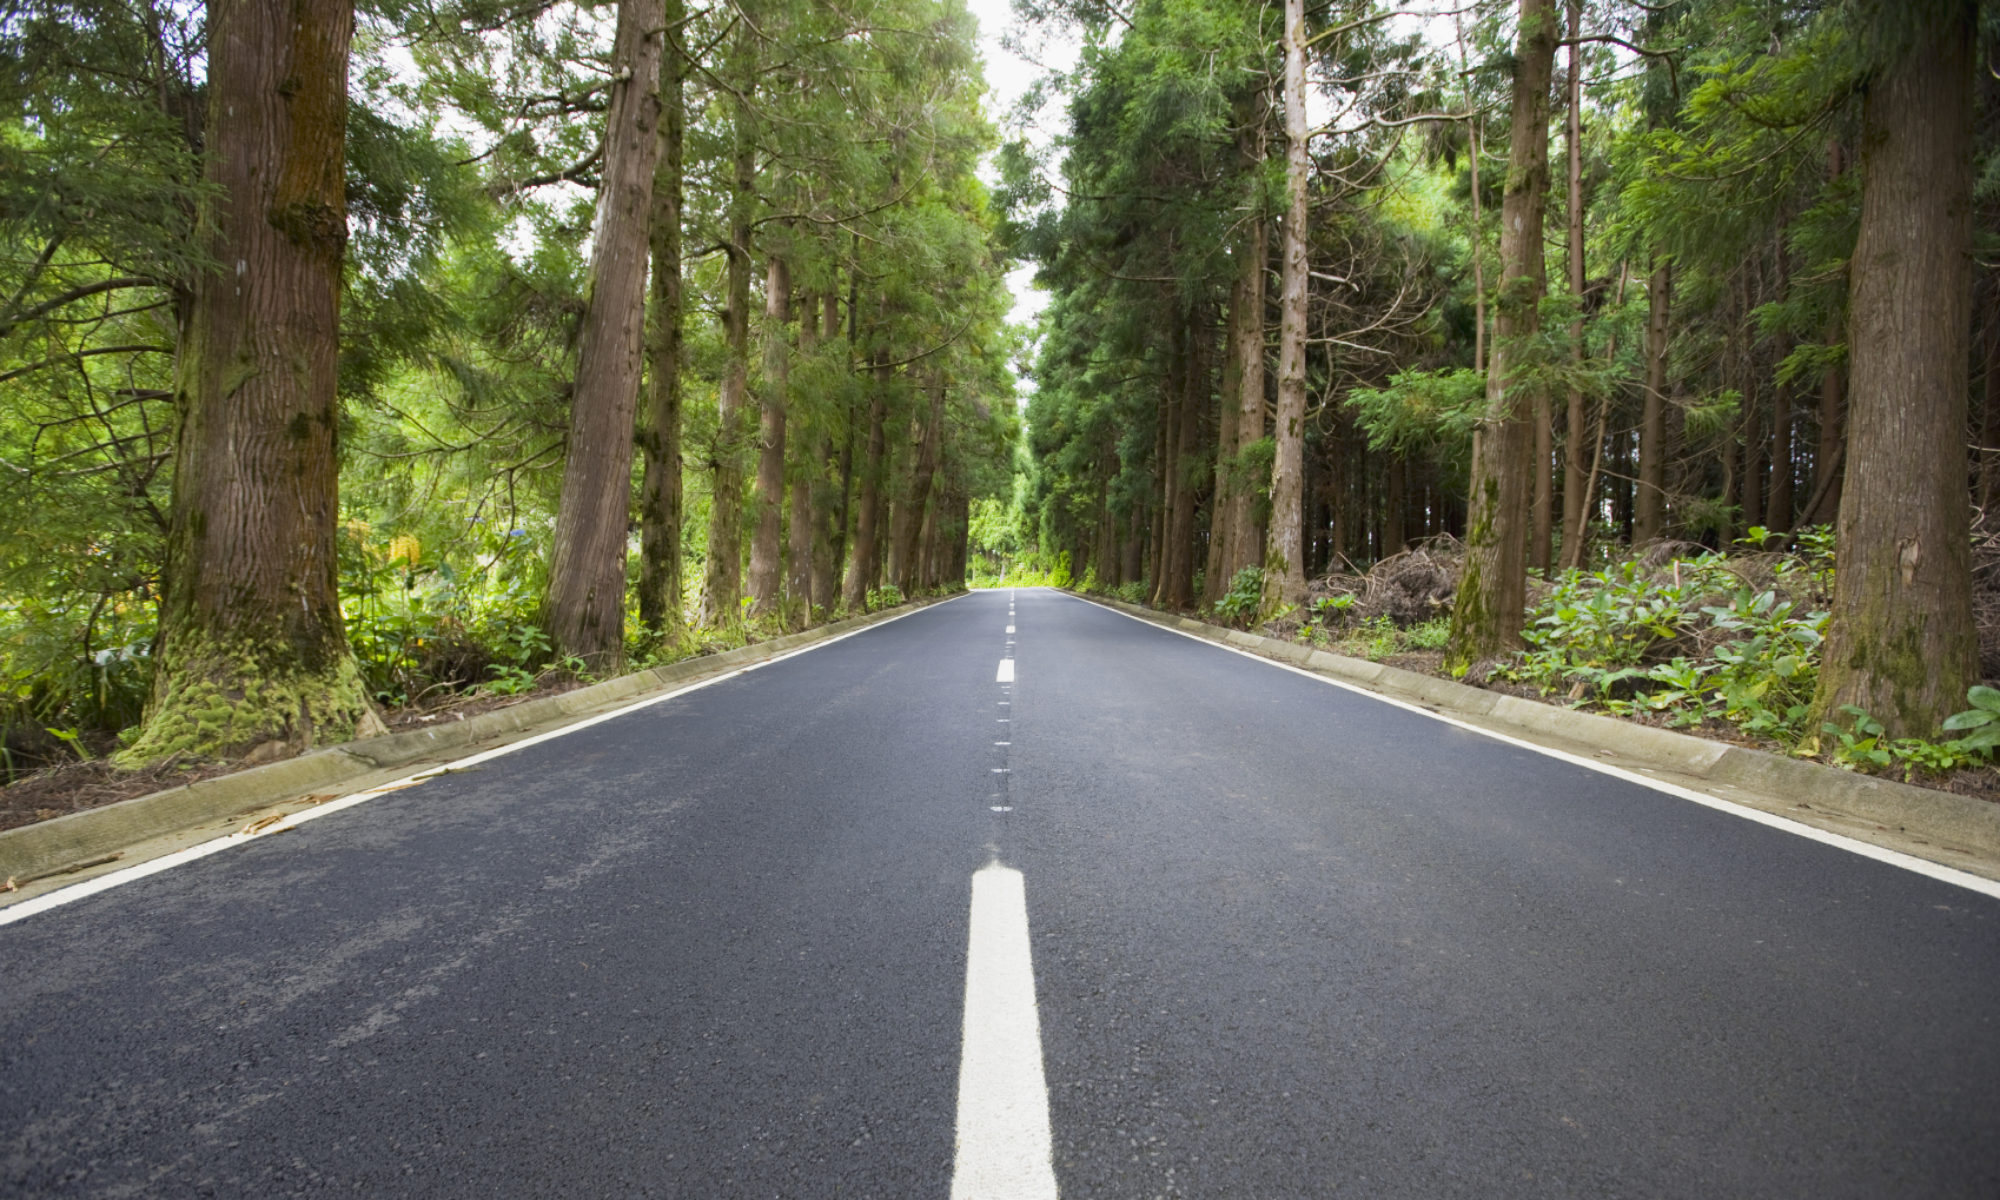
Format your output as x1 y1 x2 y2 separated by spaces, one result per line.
1207 282 1242 606
786 291 819 622
1982 278 2000 514
748 253 790 618
638 0 687 648
1806 141 1848 528
894 372 946 594
1560 0 1588 567
701 76 756 626
1813 3 1978 737
124 0 378 764
843 362 888 610
1168 305 1209 607
814 290 848 607
1447 0 1554 671
1225 124 1268 582
1152 317 1187 608
544 0 665 671
1634 258 1671 543
1265 0 1311 610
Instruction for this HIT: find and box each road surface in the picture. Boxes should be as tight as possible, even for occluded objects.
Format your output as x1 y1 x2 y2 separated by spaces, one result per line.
3 588 1997 1197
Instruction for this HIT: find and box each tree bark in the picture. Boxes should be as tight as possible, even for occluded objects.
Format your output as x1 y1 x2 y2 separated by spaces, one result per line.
814 290 848 607
1207 284 1242 606
637 0 687 648
124 0 378 764
1560 0 1588 567
786 292 819 621
1448 0 1554 671
1812 2 1978 737
1265 0 1311 609
1166 305 1209 608
894 372 946 594
1152 316 1187 607
1225 108 1268 583
843 360 888 609
701 104 757 626
748 253 790 618
1634 258 1671 542
544 0 666 671
1807 142 1848 528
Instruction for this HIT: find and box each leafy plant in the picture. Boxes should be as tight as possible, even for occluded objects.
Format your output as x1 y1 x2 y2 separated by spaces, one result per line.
1941 685 2000 754
1822 706 1891 769
866 584 905 610
1213 567 1264 627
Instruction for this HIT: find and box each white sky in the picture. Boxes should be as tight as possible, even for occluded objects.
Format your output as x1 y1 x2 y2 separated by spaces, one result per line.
963 0 1079 341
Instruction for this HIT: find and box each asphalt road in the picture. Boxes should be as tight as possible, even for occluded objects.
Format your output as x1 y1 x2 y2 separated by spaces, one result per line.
3 588 1997 1198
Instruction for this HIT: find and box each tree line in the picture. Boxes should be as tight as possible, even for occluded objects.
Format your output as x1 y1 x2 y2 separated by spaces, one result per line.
1010 0 1996 739
0 0 1016 770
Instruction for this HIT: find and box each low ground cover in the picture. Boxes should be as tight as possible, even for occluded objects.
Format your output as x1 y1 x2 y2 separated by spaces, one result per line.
1086 529 2000 801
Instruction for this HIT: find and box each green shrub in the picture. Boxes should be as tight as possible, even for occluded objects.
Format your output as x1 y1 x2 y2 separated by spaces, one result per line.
1213 567 1264 627
866 584 905 610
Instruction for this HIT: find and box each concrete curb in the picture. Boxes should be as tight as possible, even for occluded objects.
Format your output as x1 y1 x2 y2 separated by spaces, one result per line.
1081 594 2000 865
0 597 954 885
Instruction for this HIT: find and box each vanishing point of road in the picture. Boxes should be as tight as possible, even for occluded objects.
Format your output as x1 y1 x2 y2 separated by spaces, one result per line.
4 588 1997 1197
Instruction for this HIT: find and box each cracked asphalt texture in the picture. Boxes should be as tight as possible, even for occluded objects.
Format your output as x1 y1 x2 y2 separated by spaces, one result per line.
3 588 1997 1197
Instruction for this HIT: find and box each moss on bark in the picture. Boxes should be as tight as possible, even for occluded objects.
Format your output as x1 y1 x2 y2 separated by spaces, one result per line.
115 628 382 767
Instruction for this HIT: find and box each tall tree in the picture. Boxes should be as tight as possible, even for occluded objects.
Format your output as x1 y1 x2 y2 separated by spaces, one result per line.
544 0 667 671
748 251 791 618
121 0 378 764
1812 0 1978 737
1558 0 1588 566
1264 0 1311 610
701 65 758 626
638 0 690 647
1448 0 1555 670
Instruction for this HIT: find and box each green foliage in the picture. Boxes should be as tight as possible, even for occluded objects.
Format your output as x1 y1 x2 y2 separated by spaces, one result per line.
1213 567 1265 627
866 585 906 611
1496 539 1830 742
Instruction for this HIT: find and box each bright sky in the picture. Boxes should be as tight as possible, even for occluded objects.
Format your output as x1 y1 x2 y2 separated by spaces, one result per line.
963 0 1079 337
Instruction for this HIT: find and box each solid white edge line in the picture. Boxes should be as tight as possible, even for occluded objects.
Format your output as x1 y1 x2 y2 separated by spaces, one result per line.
950 862 1059 1200
0 595 972 928
1065 592 2000 903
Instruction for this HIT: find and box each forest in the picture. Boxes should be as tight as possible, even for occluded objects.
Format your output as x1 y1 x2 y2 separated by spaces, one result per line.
1 0 1018 790
1008 0 2000 776
1 0 1996 804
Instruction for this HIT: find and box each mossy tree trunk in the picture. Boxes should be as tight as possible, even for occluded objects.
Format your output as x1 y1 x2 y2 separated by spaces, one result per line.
1263 0 1312 611
1447 0 1555 673
638 0 689 648
544 0 665 673
121 0 379 767
1811 1 1977 738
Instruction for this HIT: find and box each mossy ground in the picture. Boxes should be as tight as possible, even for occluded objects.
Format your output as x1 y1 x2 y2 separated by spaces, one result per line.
115 629 383 768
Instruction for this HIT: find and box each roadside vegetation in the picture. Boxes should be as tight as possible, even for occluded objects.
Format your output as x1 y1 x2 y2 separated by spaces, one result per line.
1015 0 1999 795
0 0 1004 802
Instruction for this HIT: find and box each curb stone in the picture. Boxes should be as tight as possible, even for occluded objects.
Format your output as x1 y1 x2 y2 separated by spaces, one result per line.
1080 593 2000 876
0 597 954 894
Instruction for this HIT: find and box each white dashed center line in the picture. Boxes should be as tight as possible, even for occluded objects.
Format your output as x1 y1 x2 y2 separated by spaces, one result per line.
950 863 1058 1200
996 659 1015 683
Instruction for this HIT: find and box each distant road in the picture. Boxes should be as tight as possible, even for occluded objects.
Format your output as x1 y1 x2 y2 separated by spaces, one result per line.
4 588 1997 1197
